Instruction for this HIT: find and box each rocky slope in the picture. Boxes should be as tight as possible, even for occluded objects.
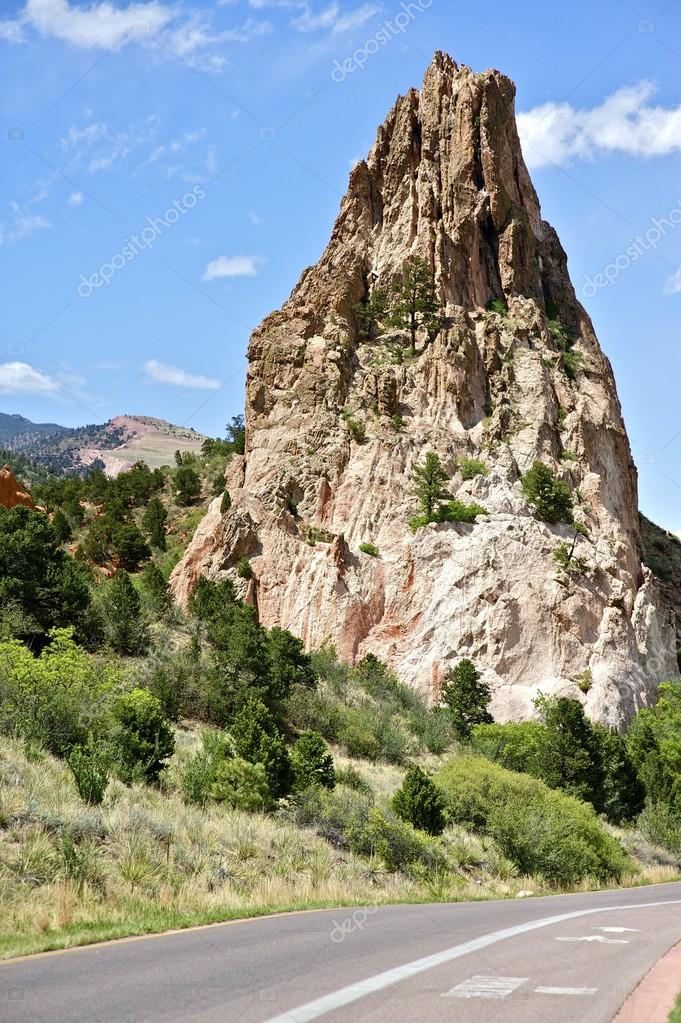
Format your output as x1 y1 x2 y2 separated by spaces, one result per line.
171 52 676 727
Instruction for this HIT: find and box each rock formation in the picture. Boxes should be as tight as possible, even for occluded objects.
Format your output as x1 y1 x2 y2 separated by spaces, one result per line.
171 52 676 727
0 464 34 510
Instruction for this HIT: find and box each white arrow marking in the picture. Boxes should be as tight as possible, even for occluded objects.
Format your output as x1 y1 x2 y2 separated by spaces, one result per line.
557 935 628 944
444 976 528 999
535 986 597 996
595 927 640 933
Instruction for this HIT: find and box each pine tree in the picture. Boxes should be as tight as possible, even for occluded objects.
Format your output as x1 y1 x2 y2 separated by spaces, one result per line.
389 256 442 355
441 659 492 738
393 764 446 835
52 509 72 544
142 497 168 550
174 465 201 506
353 286 388 341
412 452 450 520
98 570 148 655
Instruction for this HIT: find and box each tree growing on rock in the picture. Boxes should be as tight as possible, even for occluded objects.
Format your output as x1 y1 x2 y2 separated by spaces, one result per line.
521 461 573 525
389 256 442 356
412 452 451 520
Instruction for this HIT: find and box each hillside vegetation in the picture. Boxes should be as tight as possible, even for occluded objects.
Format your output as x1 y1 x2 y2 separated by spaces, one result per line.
0 432 681 958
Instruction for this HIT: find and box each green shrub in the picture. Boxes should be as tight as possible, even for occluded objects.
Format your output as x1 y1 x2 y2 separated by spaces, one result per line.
113 688 175 785
284 686 343 740
68 737 109 805
335 765 372 794
486 298 508 317
359 542 380 557
361 807 447 875
471 721 546 776
289 784 373 850
342 413 366 444
209 757 271 811
521 461 573 524
338 715 381 761
553 542 588 575
458 458 488 480
437 756 630 884
236 557 253 580
409 500 486 532
179 750 215 807
393 765 446 836
220 490 232 514
291 730 335 789
637 801 681 852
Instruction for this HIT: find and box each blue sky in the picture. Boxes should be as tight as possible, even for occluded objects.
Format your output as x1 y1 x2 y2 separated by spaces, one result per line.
1 1 681 531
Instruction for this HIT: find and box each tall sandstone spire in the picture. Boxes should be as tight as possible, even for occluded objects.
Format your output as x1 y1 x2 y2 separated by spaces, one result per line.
171 53 676 727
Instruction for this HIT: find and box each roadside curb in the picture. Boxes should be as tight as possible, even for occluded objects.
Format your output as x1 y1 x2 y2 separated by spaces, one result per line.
614 940 681 1022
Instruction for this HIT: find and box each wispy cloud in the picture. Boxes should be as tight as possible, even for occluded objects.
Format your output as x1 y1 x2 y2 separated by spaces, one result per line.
202 254 263 280
144 359 222 390
518 82 681 169
0 361 58 395
0 0 271 73
248 0 379 34
664 268 681 295
67 191 84 207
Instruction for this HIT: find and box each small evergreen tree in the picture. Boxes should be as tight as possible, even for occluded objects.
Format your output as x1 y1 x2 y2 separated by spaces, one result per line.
412 452 450 520
140 562 171 614
52 509 72 544
535 696 604 807
441 659 492 738
220 490 232 514
389 256 442 355
291 730 335 789
98 571 148 655
353 286 388 341
393 764 446 835
68 736 109 805
521 461 573 524
174 464 201 506
142 497 167 550
230 697 292 798
111 522 151 572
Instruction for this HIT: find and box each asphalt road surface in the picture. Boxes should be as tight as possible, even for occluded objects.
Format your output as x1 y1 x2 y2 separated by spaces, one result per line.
3 882 681 1023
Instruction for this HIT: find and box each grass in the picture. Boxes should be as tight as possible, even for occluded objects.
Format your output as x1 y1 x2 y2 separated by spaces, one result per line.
1 732 679 960
670 989 681 1023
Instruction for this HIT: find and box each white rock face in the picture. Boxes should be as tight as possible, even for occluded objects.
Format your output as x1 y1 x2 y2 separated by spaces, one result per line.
171 53 676 728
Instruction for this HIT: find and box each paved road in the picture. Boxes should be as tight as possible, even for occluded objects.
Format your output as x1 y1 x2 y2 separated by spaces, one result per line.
2 883 681 1023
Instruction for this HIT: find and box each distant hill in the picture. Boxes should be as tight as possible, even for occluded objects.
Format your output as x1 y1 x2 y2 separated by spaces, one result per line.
0 413 207 477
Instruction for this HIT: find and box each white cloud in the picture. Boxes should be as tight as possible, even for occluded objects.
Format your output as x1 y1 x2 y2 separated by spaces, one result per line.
664 267 681 295
144 359 222 390
0 0 271 72
202 254 263 280
0 361 58 395
248 0 379 34
518 82 681 169
60 122 107 149
16 0 173 49
331 3 380 33
67 191 84 206
5 201 51 242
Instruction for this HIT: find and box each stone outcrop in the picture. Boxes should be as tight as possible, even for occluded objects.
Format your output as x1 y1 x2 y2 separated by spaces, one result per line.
171 52 676 728
0 464 34 510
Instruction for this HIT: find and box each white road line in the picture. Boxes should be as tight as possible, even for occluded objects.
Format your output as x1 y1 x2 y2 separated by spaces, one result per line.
444 975 527 999
259 898 681 1023
596 927 640 933
535 986 598 996
557 935 629 944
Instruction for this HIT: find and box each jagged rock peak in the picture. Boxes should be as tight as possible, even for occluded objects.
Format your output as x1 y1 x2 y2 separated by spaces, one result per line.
171 53 676 729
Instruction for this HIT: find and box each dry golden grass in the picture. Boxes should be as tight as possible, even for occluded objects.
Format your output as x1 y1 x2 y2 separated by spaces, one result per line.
0 733 678 960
